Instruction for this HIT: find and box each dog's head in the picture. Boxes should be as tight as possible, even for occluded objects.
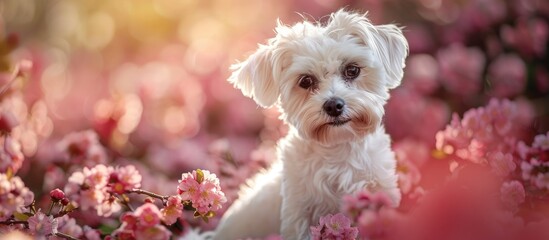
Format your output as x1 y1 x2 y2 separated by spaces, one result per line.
229 9 408 145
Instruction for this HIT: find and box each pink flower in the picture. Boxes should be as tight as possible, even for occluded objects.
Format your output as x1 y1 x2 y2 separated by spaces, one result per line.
402 54 439 95
519 132 549 190
108 165 142 194
160 195 183 225
82 226 101 240
97 195 122 217
385 89 449 144
487 54 527 98
112 204 171 240
135 203 162 228
356 208 402 240
394 139 430 194
501 17 548 58
57 130 107 167
342 190 393 221
27 211 58 237
488 152 516 177
436 99 533 168
51 215 83 240
177 169 227 216
500 181 525 208
64 164 124 216
50 188 65 202
437 44 485 97
134 226 171 240
0 174 34 221
533 132 549 150
0 135 24 174
310 213 358 240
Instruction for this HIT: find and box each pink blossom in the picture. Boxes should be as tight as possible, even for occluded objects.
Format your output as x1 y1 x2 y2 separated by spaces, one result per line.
27 211 58 237
82 226 101 240
356 208 402 240
436 99 533 169
401 54 439 95
518 132 549 190
394 139 430 194
135 203 162 228
385 89 449 144
501 17 548 58
0 135 24 174
160 195 183 225
64 164 122 216
108 165 142 194
57 130 107 167
0 111 18 133
437 44 485 97
50 188 65 201
487 54 527 98
310 213 358 240
112 204 171 240
97 195 122 217
520 157 549 190
488 152 516 177
135 226 172 240
177 169 227 216
500 181 526 208
342 190 393 221
533 132 549 150
0 174 34 221
51 215 83 240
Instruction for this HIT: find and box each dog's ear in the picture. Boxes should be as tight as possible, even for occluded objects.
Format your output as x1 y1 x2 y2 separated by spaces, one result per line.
327 10 408 89
228 45 279 108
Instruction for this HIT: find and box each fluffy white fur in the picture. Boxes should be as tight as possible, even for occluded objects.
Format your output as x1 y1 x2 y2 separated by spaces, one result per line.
214 9 408 240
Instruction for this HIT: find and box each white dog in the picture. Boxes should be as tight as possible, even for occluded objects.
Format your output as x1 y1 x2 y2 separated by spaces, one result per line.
214 9 408 240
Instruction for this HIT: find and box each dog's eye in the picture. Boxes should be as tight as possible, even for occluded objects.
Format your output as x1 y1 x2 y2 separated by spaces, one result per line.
298 75 315 89
343 64 361 80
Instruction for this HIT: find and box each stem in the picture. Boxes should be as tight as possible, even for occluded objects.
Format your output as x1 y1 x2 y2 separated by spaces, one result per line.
117 194 134 212
55 232 79 240
0 220 27 226
129 188 169 202
0 64 21 96
47 202 55 216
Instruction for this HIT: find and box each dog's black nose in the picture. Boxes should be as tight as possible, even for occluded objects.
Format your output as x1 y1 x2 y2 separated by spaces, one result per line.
323 97 345 117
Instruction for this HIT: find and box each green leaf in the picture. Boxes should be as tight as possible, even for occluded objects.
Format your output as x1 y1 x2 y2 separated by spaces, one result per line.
98 223 119 235
196 169 204 184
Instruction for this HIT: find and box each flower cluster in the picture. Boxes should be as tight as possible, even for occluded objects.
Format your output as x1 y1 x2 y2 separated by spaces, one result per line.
341 190 401 239
310 213 358 240
57 130 107 167
0 173 33 221
64 164 142 217
178 169 227 218
111 203 171 240
435 98 532 173
519 132 549 190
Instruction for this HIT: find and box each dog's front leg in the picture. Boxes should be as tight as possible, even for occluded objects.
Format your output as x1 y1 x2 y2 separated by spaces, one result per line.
280 183 312 240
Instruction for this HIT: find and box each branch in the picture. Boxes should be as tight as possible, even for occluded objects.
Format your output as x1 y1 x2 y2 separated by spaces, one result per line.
0 220 27 226
128 188 169 202
55 232 79 240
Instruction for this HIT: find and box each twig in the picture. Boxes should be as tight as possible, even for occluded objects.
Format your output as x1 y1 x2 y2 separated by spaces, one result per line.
128 188 169 202
55 232 79 240
47 202 55 216
117 194 134 212
0 220 27 226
